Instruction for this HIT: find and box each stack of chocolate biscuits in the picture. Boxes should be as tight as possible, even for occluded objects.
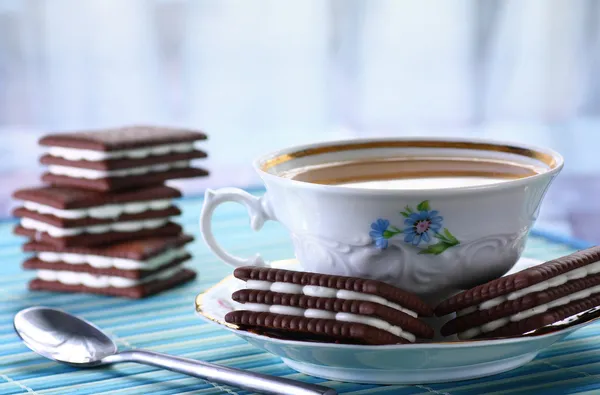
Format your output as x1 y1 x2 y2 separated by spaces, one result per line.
225 266 435 345
435 246 600 340
223 247 600 344
13 126 207 298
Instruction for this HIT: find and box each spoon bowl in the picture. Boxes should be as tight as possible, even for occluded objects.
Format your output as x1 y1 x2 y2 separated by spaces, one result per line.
14 307 117 366
14 306 336 395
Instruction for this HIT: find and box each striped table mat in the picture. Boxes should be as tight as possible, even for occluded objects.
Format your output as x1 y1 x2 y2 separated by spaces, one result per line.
0 192 599 395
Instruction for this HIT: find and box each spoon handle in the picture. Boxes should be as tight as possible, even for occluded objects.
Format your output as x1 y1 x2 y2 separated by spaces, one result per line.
113 350 336 395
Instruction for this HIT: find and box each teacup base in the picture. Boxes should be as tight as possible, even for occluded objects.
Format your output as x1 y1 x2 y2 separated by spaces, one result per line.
293 231 526 308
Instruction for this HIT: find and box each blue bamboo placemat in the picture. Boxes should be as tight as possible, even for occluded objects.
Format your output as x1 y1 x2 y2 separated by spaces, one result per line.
0 192 598 395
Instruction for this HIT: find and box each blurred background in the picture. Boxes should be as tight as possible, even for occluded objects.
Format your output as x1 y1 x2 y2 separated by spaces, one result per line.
0 0 599 241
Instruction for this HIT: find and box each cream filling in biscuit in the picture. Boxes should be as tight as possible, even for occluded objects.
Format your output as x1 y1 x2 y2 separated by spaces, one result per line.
458 283 600 339
456 306 477 316
23 199 172 219
47 143 196 161
241 303 416 342
47 160 191 179
457 260 600 316
245 280 418 318
36 265 184 288
38 247 189 270
21 217 170 237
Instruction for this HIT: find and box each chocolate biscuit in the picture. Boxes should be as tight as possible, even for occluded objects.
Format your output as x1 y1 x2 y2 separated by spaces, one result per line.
40 150 207 171
29 268 197 299
13 185 181 210
481 293 600 338
23 254 191 279
234 266 433 316
42 168 208 192
13 206 180 228
14 222 183 248
232 289 434 339
23 234 193 260
39 126 206 151
435 246 600 316
225 311 409 345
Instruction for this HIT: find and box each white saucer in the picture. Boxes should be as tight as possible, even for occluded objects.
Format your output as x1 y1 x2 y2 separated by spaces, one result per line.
195 258 600 384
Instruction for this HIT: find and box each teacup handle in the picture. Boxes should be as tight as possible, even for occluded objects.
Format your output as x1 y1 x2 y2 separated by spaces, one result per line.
200 188 274 268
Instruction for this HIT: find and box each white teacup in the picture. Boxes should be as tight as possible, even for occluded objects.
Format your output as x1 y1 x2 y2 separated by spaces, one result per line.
200 138 563 304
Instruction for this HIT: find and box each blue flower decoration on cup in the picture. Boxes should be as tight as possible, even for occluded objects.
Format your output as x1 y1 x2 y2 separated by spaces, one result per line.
403 210 443 245
369 200 460 255
369 219 391 249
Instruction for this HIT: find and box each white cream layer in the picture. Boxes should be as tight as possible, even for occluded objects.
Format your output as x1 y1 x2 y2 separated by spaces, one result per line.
36 265 184 288
458 283 600 339
242 303 416 342
246 280 417 318
23 199 172 219
21 217 170 237
38 247 189 270
48 160 191 179
458 260 600 316
48 143 196 161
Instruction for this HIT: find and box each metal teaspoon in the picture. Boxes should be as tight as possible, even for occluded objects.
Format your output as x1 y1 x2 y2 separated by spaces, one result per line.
14 307 336 395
